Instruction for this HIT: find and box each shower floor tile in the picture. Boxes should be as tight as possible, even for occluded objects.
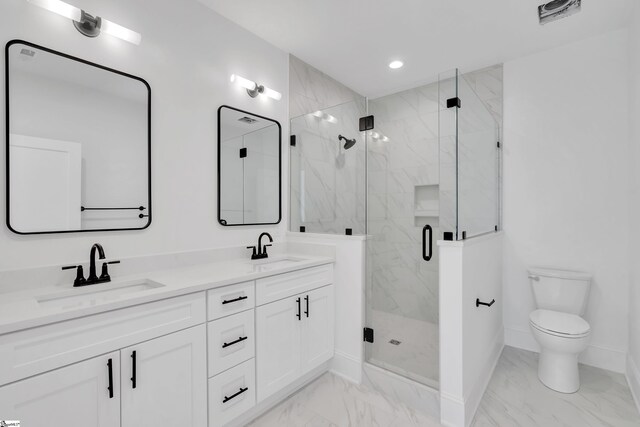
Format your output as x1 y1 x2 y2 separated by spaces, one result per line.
249 347 640 427
369 309 439 387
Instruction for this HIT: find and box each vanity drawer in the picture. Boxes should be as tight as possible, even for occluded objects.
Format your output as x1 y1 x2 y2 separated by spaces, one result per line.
207 281 255 320
208 358 256 427
256 264 333 306
208 310 255 377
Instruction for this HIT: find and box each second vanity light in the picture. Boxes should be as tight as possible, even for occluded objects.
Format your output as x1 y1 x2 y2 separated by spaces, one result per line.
28 0 142 45
230 74 282 101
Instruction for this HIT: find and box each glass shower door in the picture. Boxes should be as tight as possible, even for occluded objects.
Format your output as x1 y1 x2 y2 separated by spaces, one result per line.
365 81 443 388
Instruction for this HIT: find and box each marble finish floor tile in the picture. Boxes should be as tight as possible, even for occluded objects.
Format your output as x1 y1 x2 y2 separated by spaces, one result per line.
250 347 640 427
472 347 640 427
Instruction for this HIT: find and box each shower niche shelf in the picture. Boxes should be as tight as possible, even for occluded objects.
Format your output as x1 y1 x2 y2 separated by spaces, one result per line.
414 184 439 227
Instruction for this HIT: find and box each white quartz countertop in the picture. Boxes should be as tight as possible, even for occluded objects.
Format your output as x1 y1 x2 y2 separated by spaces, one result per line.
0 254 334 335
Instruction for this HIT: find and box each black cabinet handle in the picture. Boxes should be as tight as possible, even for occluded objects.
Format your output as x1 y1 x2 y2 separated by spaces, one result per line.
131 351 137 389
296 297 301 320
422 224 433 261
222 295 248 305
304 295 309 318
476 298 496 308
107 358 114 399
222 336 248 348
223 387 248 403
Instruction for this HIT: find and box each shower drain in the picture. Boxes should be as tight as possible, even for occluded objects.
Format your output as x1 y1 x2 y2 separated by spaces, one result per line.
389 339 401 345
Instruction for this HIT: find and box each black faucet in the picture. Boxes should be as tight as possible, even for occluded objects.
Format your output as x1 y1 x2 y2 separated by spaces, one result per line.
62 243 120 287
247 232 273 260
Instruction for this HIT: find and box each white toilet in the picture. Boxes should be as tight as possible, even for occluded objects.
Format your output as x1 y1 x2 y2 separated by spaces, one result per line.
528 267 592 393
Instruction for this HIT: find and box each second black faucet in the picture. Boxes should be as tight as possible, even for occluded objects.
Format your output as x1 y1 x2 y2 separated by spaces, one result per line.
247 232 273 260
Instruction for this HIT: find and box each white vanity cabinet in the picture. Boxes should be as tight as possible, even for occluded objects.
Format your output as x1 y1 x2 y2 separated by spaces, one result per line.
0 293 208 427
0 261 335 427
0 351 121 427
0 325 207 427
255 265 335 402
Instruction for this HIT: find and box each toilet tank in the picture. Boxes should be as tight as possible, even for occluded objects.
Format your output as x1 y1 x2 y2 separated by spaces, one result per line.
528 267 591 315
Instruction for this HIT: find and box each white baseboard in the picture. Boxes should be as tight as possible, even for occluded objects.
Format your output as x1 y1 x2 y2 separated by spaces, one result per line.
330 351 362 384
505 327 626 373
464 328 504 427
440 391 465 427
627 354 640 415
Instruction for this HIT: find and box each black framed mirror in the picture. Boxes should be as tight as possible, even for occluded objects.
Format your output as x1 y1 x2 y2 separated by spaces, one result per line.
218 105 281 226
5 40 151 234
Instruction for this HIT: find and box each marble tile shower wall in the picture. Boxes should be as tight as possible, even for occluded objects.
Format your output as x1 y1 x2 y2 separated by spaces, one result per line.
289 55 367 234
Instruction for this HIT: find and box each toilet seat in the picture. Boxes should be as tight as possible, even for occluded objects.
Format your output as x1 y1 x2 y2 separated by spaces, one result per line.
529 309 590 338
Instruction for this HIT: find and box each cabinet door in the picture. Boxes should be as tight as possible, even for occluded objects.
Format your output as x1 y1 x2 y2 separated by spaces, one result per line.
0 352 120 427
256 295 302 402
121 325 207 427
301 285 335 373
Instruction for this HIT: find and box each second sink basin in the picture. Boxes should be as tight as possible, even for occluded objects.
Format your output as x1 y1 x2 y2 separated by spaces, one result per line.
37 279 165 310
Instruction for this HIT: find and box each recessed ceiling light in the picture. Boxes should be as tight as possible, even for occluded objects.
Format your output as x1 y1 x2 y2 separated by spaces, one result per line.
388 60 404 69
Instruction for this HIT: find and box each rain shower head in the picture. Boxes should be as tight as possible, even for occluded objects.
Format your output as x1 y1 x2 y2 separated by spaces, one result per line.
338 134 357 150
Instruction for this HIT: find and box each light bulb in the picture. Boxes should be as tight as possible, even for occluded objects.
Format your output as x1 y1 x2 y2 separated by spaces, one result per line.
101 19 141 45
261 86 282 101
230 74 257 91
389 60 404 69
28 0 82 21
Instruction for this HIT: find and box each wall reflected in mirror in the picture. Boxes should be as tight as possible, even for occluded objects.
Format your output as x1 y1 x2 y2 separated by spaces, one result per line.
6 41 151 234
218 106 281 226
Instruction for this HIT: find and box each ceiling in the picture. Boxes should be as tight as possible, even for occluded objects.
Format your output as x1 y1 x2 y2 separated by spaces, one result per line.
198 0 633 98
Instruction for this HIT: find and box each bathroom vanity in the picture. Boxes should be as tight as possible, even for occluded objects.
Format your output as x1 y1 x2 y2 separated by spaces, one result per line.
0 255 335 427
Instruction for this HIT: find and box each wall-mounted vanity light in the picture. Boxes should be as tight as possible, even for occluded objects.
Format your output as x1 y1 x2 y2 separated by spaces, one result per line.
230 74 282 101
27 0 142 45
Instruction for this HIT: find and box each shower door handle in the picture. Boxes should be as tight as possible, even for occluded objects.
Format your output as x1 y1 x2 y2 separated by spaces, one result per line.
422 225 433 261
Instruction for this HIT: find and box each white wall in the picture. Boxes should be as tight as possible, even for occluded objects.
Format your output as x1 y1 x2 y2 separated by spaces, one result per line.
627 2 640 410
439 232 503 427
0 0 289 271
503 29 630 373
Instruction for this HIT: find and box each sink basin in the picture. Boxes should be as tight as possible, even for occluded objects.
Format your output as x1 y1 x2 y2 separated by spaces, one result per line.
37 279 165 310
251 257 305 272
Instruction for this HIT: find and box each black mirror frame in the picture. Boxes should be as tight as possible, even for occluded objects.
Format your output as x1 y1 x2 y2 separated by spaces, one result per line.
5 39 152 235
217 105 282 227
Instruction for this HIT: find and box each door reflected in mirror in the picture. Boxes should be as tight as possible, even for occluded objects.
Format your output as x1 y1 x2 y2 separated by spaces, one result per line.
6 40 151 234
218 106 281 226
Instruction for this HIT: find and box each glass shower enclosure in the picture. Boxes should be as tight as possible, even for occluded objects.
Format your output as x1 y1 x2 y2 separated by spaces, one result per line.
365 69 500 388
289 67 501 390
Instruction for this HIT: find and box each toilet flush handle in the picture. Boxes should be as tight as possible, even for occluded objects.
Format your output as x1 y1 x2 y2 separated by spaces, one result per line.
528 275 540 281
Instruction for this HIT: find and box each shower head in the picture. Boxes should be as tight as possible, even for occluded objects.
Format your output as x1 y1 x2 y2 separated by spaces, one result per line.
338 134 357 150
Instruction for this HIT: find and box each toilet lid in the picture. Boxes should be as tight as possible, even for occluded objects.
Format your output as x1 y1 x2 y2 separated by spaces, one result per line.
529 309 590 337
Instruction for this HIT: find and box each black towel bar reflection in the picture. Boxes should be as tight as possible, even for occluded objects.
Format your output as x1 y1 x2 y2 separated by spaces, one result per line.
476 298 496 308
81 206 146 211
223 387 248 403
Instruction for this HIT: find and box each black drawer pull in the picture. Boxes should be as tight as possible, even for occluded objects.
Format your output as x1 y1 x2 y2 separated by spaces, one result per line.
223 386 248 403
296 297 301 320
107 358 114 399
131 351 137 389
222 295 248 305
222 336 248 348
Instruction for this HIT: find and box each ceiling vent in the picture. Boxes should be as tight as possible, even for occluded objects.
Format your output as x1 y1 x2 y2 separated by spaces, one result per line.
238 116 258 124
538 0 581 25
